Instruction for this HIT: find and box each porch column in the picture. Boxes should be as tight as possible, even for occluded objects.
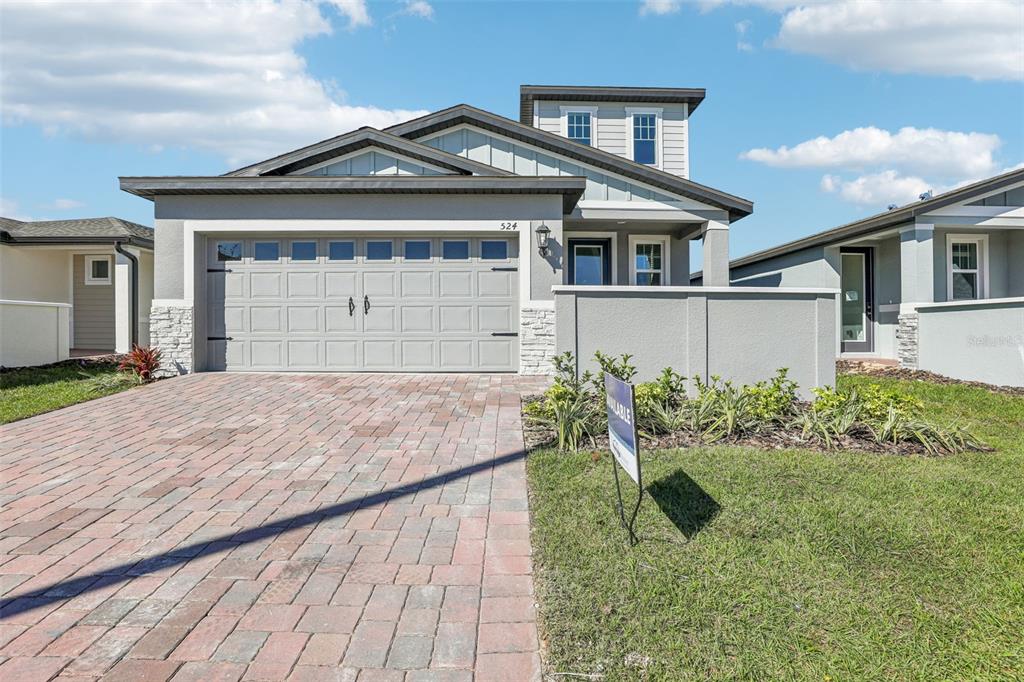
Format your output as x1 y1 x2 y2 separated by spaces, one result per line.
897 222 935 368
114 249 133 353
702 220 730 287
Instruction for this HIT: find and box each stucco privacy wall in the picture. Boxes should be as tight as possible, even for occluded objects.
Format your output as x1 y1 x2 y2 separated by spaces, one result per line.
0 246 71 303
150 193 565 373
0 301 71 367
915 299 1024 387
554 286 837 398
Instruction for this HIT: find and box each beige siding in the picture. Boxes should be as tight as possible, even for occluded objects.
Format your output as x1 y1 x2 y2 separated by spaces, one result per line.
532 101 689 178
73 255 115 349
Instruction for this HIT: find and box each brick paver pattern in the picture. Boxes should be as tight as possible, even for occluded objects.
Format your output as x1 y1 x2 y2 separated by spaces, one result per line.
0 373 547 682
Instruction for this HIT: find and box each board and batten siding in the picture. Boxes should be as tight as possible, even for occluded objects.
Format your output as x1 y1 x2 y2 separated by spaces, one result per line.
73 255 115 349
301 150 447 177
533 101 689 178
421 127 681 204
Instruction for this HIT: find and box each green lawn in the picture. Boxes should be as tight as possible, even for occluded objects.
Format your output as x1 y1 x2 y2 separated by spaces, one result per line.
0 362 134 424
527 376 1024 680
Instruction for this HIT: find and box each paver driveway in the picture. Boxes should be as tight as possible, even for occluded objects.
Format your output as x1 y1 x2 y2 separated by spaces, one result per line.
0 373 546 682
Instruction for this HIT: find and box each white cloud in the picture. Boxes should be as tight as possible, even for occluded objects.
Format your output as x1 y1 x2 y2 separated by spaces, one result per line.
46 198 86 211
640 0 681 16
399 0 434 19
0 1 428 166
0 198 33 221
820 170 933 207
745 126 1015 207
741 126 1001 178
735 19 753 51
648 0 1024 81
326 0 372 28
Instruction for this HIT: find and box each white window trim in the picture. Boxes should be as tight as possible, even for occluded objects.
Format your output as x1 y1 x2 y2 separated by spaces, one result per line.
564 231 618 285
628 235 671 286
560 105 599 147
84 255 112 285
625 107 663 170
946 233 989 301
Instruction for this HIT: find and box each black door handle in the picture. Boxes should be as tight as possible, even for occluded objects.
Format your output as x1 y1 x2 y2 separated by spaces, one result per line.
348 297 355 316
363 295 370 314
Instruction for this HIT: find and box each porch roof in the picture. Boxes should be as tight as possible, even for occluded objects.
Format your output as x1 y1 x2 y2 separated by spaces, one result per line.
0 216 154 248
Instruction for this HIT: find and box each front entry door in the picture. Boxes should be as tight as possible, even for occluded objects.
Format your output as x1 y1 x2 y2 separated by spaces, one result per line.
840 247 874 353
567 238 612 285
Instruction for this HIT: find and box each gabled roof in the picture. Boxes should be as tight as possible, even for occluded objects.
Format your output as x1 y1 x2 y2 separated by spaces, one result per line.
519 84 706 124
730 166 1024 270
224 127 511 178
385 104 752 221
119 176 587 214
0 216 154 248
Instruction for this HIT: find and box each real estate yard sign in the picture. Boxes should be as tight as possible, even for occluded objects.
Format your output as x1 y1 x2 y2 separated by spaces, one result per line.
605 374 642 545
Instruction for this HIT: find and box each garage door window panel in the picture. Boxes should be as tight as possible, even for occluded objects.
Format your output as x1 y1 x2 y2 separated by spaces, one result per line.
217 242 242 262
443 240 470 261
367 240 394 262
329 241 355 261
291 241 317 262
404 240 432 261
481 240 509 261
254 242 280 262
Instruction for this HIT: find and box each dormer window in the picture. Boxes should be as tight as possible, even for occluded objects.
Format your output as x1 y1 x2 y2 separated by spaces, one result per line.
561 106 598 146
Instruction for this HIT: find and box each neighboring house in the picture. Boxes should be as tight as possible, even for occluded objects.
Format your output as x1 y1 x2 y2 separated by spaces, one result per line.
721 168 1024 387
0 217 154 367
120 84 838 392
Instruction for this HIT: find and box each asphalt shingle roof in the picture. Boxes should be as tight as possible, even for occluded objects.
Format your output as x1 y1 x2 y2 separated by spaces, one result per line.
0 217 153 245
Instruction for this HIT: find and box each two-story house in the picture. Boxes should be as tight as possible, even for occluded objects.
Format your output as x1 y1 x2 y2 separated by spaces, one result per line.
120 85 837 392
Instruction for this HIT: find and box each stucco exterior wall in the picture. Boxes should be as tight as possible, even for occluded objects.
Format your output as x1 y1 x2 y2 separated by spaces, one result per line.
555 286 837 398
0 301 70 368
0 245 72 303
916 299 1024 386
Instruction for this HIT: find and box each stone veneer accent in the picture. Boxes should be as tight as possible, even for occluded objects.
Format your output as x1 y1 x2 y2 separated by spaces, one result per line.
150 302 194 376
520 306 556 375
896 312 919 369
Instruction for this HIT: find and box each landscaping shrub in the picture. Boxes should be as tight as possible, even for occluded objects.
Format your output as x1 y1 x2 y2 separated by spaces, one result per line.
525 351 984 456
119 345 162 382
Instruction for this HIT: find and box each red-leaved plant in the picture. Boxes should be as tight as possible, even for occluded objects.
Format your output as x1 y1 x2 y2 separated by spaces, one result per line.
118 345 162 383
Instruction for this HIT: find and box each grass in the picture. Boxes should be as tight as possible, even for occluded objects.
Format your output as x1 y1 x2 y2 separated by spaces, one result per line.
0 362 135 424
527 375 1024 680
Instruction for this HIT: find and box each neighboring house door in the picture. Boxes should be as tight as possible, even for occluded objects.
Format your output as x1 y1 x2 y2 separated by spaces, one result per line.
839 247 874 353
567 238 612 285
204 236 519 372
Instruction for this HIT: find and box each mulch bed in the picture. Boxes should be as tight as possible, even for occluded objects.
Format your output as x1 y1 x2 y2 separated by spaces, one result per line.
0 355 124 374
837 360 1024 397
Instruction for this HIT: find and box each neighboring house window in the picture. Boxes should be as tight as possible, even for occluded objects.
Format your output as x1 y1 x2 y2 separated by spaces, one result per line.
566 112 592 146
632 113 657 165
629 236 670 286
947 235 988 300
85 255 112 285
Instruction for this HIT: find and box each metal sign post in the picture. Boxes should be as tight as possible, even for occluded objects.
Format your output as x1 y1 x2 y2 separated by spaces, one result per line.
604 374 642 546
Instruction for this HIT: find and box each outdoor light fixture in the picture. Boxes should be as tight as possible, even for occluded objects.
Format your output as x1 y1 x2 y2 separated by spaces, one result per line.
535 223 551 257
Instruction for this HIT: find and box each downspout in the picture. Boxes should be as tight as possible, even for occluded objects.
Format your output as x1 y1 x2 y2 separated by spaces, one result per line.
114 241 139 348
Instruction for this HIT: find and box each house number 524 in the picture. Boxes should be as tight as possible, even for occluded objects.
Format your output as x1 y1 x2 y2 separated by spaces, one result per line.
499 222 518 230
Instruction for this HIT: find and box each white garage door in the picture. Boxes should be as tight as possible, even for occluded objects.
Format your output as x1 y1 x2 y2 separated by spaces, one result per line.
205 235 519 372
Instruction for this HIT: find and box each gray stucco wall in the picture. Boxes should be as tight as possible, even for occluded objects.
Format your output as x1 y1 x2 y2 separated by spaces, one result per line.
1009 232 1024 296
555 287 837 398
917 300 1024 386
731 245 839 289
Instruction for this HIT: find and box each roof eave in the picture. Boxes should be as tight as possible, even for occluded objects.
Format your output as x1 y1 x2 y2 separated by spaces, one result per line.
1 234 153 249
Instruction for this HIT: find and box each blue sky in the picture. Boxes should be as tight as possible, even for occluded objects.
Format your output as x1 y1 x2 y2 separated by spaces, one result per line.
2 0 1022 259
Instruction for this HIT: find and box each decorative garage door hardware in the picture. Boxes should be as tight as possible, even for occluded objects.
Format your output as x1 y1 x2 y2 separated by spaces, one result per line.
490 267 518 272
207 268 232 273
207 336 233 341
490 332 519 337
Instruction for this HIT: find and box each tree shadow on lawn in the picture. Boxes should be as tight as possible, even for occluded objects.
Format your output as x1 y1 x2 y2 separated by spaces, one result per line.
647 469 720 540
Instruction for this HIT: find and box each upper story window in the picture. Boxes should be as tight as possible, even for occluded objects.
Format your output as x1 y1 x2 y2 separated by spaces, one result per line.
631 112 657 166
566 112 592 146
561 106 597 147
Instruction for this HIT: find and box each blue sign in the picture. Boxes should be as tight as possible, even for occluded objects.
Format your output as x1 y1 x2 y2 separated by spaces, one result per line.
605 374 640 485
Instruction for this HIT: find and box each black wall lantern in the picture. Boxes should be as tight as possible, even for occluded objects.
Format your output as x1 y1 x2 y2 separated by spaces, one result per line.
535 223 551 257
